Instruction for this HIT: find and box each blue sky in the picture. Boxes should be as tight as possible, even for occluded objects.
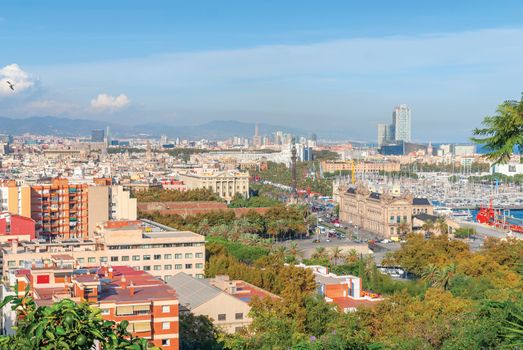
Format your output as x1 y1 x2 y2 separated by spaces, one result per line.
1 0 523 141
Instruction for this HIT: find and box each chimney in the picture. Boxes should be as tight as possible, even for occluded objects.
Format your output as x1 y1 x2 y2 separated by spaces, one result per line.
108 266 113 279
11 239 18 253
120 275 127 289
129 282 135 297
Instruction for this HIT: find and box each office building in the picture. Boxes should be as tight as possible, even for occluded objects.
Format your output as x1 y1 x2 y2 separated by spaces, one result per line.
392 104 411 142
91 129 105 143
377 123 389 147
0 219 206 280
10 264 179 349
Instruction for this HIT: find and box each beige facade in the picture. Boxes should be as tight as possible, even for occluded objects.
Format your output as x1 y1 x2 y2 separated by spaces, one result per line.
321 160 401 174
177 170 249 202
0 181 31 218
88 185 137 236
339 185 433 238
0 220 205 281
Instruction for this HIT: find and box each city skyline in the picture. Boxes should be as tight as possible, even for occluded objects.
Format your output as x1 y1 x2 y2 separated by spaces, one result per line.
1 1 523 142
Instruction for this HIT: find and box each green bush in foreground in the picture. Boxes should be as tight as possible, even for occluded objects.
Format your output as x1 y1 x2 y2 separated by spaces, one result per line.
0 288 157 350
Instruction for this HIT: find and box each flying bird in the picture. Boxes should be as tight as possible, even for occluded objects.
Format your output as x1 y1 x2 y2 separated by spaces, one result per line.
6 81 15 91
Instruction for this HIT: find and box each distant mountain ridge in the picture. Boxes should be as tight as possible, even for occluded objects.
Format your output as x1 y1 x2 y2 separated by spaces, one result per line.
0 116 309 140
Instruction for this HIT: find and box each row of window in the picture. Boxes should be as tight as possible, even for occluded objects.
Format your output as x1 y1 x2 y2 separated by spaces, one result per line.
107 252 204 262
141 263 204 271
217 313 244 321
107 242 205 250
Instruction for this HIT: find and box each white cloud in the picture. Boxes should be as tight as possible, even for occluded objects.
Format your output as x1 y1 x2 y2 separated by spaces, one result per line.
90 93 130 111
0 64 36 96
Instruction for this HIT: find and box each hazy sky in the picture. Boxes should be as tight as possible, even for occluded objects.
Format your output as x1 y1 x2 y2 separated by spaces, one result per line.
1 0 523 142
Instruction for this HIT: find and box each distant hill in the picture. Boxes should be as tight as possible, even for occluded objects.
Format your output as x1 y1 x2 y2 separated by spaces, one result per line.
0 116 309 140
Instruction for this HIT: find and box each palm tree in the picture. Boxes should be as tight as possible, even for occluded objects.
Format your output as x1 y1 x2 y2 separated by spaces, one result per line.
287 242 304 261
422 220 434 236
312 246 327 260
329 246 344 266
421 264 439 287
345 249 358 264
271 245 287 261
435 263 456 290
435 218 448 235
397 220 411 239
471 94 523 164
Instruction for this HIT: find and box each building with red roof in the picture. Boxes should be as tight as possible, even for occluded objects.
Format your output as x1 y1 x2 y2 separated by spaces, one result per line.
11 259 179 349
0 212 35 242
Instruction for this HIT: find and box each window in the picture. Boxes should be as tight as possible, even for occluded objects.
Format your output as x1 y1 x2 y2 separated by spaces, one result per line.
185 264 192 269
154 254 161 260
162 339 170 346
162 305 170 313
162 322 170 330
164 275 171 281
196 274 204 279
132 255 140 261
175 264 182 270
36 275 50 284
235 313 243 320
88 257 96 263
154 265 161 271
164 264 172 270
100 257 108 263
396 216 401 223
122 256 129 262
7 261 15 267
174 253 182 259
100 308 110 315
389 215 394 223
143 266 151 271
195 252 204 258
185 253 193 259
111 256 119 262
77 258 85 263
143 255 151 261
164 254 172 260
195 263 203 269
218 314 226 321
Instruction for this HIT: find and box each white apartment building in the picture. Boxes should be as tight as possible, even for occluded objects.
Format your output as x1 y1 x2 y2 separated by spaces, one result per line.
0 219 206 281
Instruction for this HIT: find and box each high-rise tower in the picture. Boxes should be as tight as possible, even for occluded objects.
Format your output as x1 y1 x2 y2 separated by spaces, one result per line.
392 104 411 142
253 122 262 148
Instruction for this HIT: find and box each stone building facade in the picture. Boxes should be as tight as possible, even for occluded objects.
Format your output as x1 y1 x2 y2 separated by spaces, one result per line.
339 185 433 238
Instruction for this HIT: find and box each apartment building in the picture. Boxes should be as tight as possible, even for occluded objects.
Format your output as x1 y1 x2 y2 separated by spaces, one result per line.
0 219 206 281
168 273 277 333
339 185 433 238
177 169 249 202
297 264 382 313
0 212 35 243
0 178 136 240
10 262 179 349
